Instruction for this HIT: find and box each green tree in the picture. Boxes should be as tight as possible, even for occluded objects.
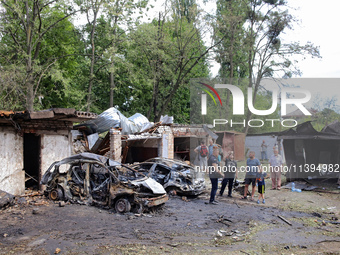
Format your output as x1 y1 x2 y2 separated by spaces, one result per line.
0 0 80 111
79 0 148 112
242 0 321 134
104 0 148 109
214 0 248 80
129 0 222 122
213 0 248 121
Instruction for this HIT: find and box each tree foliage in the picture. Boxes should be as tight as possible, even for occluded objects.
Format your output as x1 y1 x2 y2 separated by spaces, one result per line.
0 0 322 130
213 0 321 134
0 0 80 111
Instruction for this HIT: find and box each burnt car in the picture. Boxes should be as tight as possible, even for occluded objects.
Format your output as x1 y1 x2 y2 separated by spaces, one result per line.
41 153 168 213
131 157 206 196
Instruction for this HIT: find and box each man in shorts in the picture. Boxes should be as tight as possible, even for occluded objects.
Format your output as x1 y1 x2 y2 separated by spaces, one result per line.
241 151 262 201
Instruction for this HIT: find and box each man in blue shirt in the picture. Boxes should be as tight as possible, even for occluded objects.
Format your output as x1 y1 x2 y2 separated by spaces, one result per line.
208 139 215 157
241 151 262 201
208 139 222 166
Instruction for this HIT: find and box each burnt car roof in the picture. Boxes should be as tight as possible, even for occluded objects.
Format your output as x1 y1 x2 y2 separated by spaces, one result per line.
144 157 193 169
53 152 121 167
132 157 206 196
41 152 127 185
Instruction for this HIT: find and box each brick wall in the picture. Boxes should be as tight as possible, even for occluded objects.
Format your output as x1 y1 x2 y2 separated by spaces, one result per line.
19 120 73 133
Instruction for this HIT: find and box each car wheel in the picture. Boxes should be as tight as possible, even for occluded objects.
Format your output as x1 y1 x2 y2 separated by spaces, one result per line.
115 198 131 213
49 187 64 201
166 187 178 196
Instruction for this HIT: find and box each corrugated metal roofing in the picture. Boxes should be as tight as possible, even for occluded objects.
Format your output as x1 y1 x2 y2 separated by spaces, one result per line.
0 110 25 117
0 109 97 121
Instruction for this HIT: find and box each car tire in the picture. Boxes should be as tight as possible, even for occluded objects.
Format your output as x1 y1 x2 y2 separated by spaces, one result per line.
49 187 64 201
115 198 131 213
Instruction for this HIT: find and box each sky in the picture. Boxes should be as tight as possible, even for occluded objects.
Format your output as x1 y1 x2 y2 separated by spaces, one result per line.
285 0 340 78
204 0 340 78
271 0 340 112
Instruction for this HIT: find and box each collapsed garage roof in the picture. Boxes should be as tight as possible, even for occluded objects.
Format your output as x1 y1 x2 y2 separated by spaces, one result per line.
74 107 173 135
278 121 340 140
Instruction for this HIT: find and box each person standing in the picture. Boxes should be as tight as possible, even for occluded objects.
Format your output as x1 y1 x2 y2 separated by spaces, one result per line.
260 140 268 161
269 149 283 190
256 169 268 204
206 147 222 205
241 151 261 201
208 139 223 166
194 141 208 171
208 139 215 157
220 153 237 197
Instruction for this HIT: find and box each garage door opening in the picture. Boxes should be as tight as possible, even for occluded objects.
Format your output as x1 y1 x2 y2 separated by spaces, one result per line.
24 133 41 190
174 137 191 161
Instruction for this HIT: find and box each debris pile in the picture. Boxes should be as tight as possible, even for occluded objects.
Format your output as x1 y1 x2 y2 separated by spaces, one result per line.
72 107 173 157
0 189 15 209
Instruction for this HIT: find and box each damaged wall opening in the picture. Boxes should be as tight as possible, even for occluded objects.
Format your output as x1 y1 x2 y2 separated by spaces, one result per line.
24 133 41 189
126 147 158 163
174 137 191 161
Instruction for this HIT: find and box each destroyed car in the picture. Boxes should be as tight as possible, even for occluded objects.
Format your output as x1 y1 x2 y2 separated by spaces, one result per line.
131 157 206 196
41 153 168 213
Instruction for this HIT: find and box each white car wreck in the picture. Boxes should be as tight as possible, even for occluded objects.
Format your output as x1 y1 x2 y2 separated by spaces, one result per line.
41 153 168 213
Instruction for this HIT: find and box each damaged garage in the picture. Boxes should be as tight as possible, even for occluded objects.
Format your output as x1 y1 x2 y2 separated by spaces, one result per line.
73 107 247 167
73 107 175 163
0 108 97 195
279 121 340 182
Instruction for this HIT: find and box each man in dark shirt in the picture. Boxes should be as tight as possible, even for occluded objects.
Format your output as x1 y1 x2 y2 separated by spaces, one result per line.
241 151 262 201
220 153 237 197
206 146 222 205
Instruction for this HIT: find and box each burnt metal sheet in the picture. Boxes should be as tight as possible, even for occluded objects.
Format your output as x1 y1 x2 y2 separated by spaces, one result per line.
143 194 169 207
218 131 245 161
234 133 245 161
203 125 218 140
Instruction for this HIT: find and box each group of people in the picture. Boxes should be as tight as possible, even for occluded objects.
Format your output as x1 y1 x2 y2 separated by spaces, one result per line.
195 139 283 205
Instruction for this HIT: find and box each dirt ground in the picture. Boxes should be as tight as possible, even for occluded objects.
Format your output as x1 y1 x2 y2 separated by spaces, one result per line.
1 177 340 255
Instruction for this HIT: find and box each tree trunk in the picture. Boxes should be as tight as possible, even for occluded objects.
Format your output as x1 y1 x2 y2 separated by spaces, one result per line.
109 67 115 108
25 0 34 111
87 6 99 112
147 13 163 121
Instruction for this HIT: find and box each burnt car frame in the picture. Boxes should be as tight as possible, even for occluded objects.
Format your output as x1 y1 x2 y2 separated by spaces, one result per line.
41 153 168 213
131 157 206 196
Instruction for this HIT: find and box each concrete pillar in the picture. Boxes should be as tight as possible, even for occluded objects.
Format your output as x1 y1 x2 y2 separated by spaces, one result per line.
158 126 174 159
109 128 121 162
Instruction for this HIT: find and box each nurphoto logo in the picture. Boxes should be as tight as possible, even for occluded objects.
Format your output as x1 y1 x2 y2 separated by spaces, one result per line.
191 78 313 129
